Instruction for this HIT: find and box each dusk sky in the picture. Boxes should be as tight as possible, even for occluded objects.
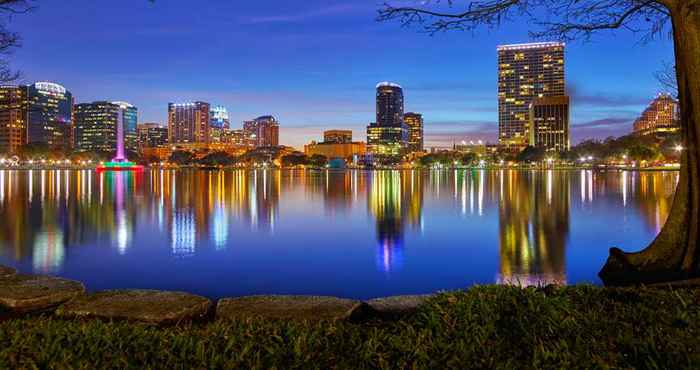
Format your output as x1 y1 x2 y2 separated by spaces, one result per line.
8 1 674 149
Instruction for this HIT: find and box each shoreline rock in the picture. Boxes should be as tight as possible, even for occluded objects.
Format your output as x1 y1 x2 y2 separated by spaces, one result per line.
0 274 85 313
55 290 212 325
216 295 370 321
0 265 16 278
367 294 433 316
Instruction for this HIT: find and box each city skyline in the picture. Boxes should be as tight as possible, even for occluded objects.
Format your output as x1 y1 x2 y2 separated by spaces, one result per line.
7 1 673 149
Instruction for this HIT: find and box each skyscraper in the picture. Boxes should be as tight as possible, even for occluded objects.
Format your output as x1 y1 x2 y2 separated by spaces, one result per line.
367 82 408 155
633 93 680 136
74 101 119 152
498 42 565 152
168 102 211 144
529 96 570 151
26 82 73 150
0 85 27 153
403 112 424 153
244 115 279 148
113 101 138 152
210 105 230 143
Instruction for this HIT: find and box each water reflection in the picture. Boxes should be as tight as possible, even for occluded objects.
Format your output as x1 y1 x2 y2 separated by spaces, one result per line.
0 169 677 294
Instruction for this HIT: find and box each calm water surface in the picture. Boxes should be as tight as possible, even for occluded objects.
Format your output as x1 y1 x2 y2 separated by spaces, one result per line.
0 169 677 299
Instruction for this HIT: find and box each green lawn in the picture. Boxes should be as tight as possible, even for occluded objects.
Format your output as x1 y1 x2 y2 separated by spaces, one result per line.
0 285 698 369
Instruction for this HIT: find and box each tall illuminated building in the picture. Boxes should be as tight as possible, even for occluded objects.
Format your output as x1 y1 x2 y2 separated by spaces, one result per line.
26 82 74 150
529 96 570 151
210 105 230 143
403 112 424 153
168 102 210 144
74 102 119 152
137 123 169 148
0 85 27 153
633 93 680 136
498 42 565 152
367 82 408 155
113 101 138 151
243 115 279 148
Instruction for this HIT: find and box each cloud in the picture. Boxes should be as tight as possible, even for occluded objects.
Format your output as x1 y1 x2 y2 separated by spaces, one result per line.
243 4 364 24
572 117 632 129
567 84 650 108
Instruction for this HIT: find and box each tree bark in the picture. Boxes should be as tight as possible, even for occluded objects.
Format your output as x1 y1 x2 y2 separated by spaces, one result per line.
599 2 700 285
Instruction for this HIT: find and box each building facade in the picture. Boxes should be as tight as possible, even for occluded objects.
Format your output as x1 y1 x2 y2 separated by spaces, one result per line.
210 105 230 143
74 102 119 152
529 96 570 151
498 42 565 152
244 115 279 148
304 142 367 159
403 112 424 153
168 102 211 144
113 101 138 152
367 82 408 155
633 93 680 136
137 123 169 148
0 85 27 153
26 82 73 150
324 130 353 144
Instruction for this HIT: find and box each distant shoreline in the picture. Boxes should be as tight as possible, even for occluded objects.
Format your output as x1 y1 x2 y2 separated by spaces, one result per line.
0 166 681 172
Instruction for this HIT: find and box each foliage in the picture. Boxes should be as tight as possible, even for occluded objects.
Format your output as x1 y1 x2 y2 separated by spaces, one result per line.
568 133 681 163
515 146 545 163
198 151 237 166
168 150 195 165
308 154 328 167
1 286 699 368
16 143 67 160
280 153 309 167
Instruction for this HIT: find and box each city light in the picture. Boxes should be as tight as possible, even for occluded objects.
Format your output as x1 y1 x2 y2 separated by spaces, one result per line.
675 144 684 152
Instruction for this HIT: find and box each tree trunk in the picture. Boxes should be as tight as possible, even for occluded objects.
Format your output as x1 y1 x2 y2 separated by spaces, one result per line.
599 2 700 285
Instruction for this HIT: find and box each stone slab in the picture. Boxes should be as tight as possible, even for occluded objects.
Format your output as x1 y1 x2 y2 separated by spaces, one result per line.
55 290 212 325
0 274 85 313
216 295 367 321
0 265 16 278
367 295 433 316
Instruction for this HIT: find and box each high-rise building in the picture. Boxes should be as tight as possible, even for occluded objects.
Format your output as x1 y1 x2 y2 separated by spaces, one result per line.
633 93 680 136
324 130 353 144
26 82 73 150
168 102 210 144
403 112 424 153
367 82 408 155
210 105 230 143
244 115 279 148
498 42 565 152
137 123 169 148
0 82 73 152
113 101 138 152
0 85 27 153
529 96 570 151
74 102 119 152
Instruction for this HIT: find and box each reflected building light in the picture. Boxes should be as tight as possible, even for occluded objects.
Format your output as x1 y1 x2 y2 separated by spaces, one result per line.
547 170 552 205
580 170 586 203
171 211 196 257
0 170 4 204
622 171 628 207
32 230 65 274
377 239 404 273
55 170 60 203
41 170 45 202
461 174 467 215
64 169 69 204
588 171 593 202
28 170 33 203
114 173 130 255
87 170 92 203
469 174 475 215
211 204 229 250
478 170 484 216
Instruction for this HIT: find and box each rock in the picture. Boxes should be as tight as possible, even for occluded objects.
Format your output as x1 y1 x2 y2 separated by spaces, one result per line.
367 295 433 316
55 290 212 325
0 265 16 278
216 295 368 321
0 274 85 313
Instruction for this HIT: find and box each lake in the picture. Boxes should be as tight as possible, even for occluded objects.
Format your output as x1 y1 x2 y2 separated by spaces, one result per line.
0 169 678 300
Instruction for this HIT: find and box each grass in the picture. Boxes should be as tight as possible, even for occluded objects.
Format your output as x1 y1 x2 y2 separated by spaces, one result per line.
0 285 699 369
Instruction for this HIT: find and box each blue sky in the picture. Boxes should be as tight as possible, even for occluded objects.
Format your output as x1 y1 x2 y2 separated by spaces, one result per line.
8 1 674 149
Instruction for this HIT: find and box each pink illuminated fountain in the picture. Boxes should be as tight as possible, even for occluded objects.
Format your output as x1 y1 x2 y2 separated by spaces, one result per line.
96 102 143 172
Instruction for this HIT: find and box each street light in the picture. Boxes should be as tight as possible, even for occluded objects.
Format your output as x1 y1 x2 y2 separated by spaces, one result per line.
675 144 684 152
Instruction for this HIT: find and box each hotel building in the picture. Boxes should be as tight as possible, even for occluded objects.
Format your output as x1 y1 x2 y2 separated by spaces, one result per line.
403 112 424 153
74 102 120 152
498 42 565 152
529 96 570 151
632 93 680 136
367 82 408 155
0 85 27 153
168 102 211 144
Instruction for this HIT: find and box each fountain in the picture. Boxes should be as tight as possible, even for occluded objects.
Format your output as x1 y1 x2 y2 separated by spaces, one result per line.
96 103 143 172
